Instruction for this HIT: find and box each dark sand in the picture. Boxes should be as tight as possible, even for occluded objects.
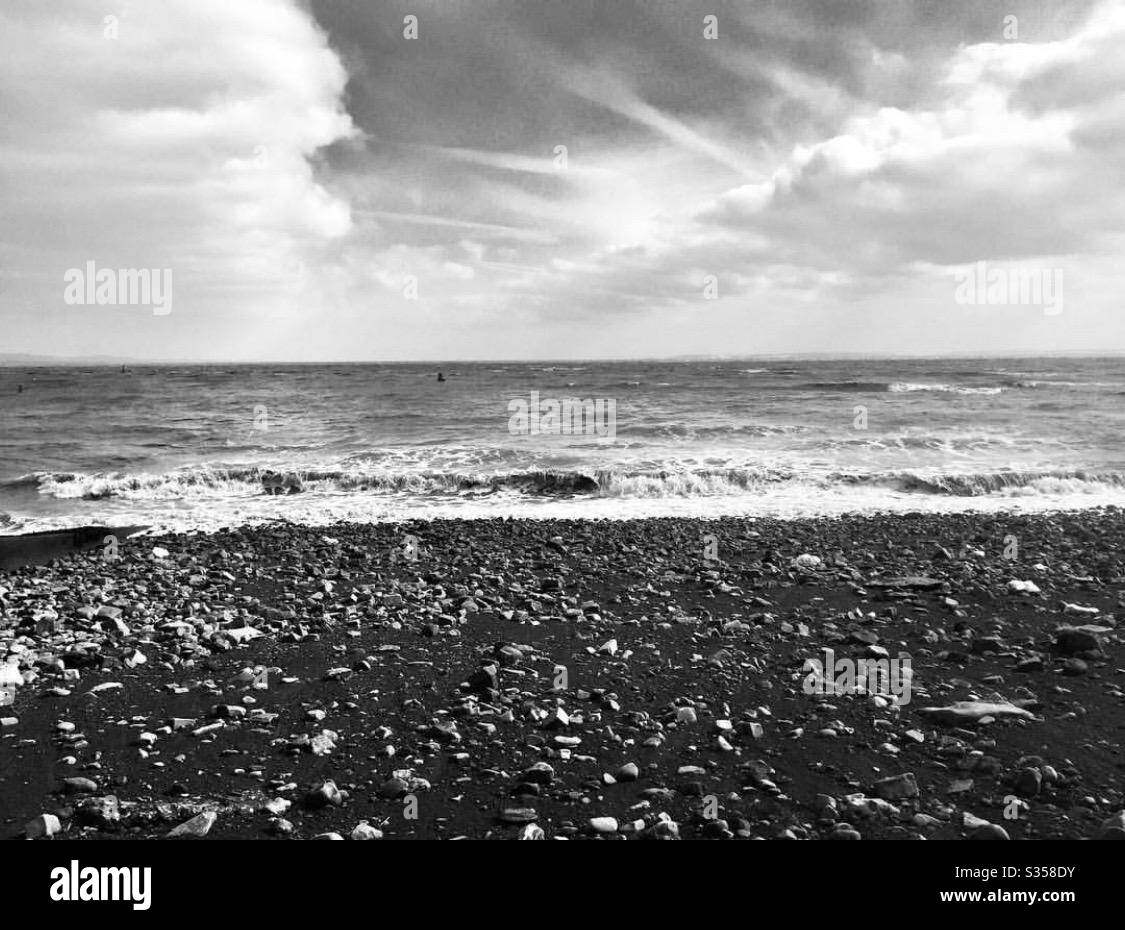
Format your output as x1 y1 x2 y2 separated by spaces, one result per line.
1 511 1123 840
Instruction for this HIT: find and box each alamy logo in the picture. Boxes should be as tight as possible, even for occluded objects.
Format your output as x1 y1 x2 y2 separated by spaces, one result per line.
802 647 912 705
507 391 616 438
63 260 173 315
50 861 152 910
953 261 1063 316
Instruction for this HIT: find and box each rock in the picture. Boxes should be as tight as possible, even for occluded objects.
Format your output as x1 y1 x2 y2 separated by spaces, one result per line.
1095 811 1125 840
269 818 294 836
642 817 680 840
791 554 822 571
223 627 263 644
63 776 98 794
829 823 862 840
616 762 639 782
494 644 523 667
1062 602 1099 616
540 707 570 730
498 808 538 824
1053 627 1102 656
520 762 555 785
351 822 384 840
169 717 196 731
25 813 62 839
917 702 1034 725
970 823 1011 841
313 832 345 840
390 769 431 793
0 664 22 689
75 795 120 829
1008 579 1040 595
377 777 410 799
874 772 919 800
465 664 499 693
167 811 217 838
518 823 545 840
1014 768 1042 797
304 779 345 809
589 817 619 834
1061 658 1088 676
675 706 698 725
309 730 338 755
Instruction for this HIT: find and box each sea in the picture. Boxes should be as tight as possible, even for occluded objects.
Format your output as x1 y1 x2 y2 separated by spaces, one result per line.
1 357 1124 534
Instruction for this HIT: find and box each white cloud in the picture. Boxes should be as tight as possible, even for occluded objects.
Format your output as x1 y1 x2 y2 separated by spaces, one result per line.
0 0 356 353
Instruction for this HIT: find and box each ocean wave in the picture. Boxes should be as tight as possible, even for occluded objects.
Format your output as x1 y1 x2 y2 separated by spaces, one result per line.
791 380 1005 395
887 382 1003 395
799 381 892 392
633 422 811 439
1006 379 1122 390
0 474 44 490
887 470 1125 496
21 465 1125 503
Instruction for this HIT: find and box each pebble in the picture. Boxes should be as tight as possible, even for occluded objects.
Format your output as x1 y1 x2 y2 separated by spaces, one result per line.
874 773 919 800
1054 627 1102 655
304 779 346 809
918 702 1034 725
616 762 639 782
1008 579 1041 595
75 795 120 828
969 823 1011 841
1096 811 1125 840
0 513 1120 843
167 811 217 838
25 813 62 839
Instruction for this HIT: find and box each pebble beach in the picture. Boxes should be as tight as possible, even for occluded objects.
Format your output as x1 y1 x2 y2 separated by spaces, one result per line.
3 510 1124 841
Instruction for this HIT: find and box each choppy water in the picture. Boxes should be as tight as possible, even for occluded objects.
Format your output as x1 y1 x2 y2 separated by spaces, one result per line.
2 357 1124 532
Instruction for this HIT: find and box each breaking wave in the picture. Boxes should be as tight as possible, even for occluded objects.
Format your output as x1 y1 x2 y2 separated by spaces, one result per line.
794 381 1004 394
15 465 1125 502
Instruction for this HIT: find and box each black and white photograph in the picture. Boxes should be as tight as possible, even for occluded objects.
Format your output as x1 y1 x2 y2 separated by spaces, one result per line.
1 0 1123 909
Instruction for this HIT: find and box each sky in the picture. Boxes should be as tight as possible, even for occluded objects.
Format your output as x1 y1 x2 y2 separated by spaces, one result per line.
1 0 1124 361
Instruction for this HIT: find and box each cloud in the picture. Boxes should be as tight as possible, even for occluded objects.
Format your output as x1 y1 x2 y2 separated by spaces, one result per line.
0 0 356 354
703 1 1125 276
3 0 1124 360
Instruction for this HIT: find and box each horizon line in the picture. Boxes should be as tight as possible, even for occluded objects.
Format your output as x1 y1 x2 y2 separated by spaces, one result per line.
3 350 1125 368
